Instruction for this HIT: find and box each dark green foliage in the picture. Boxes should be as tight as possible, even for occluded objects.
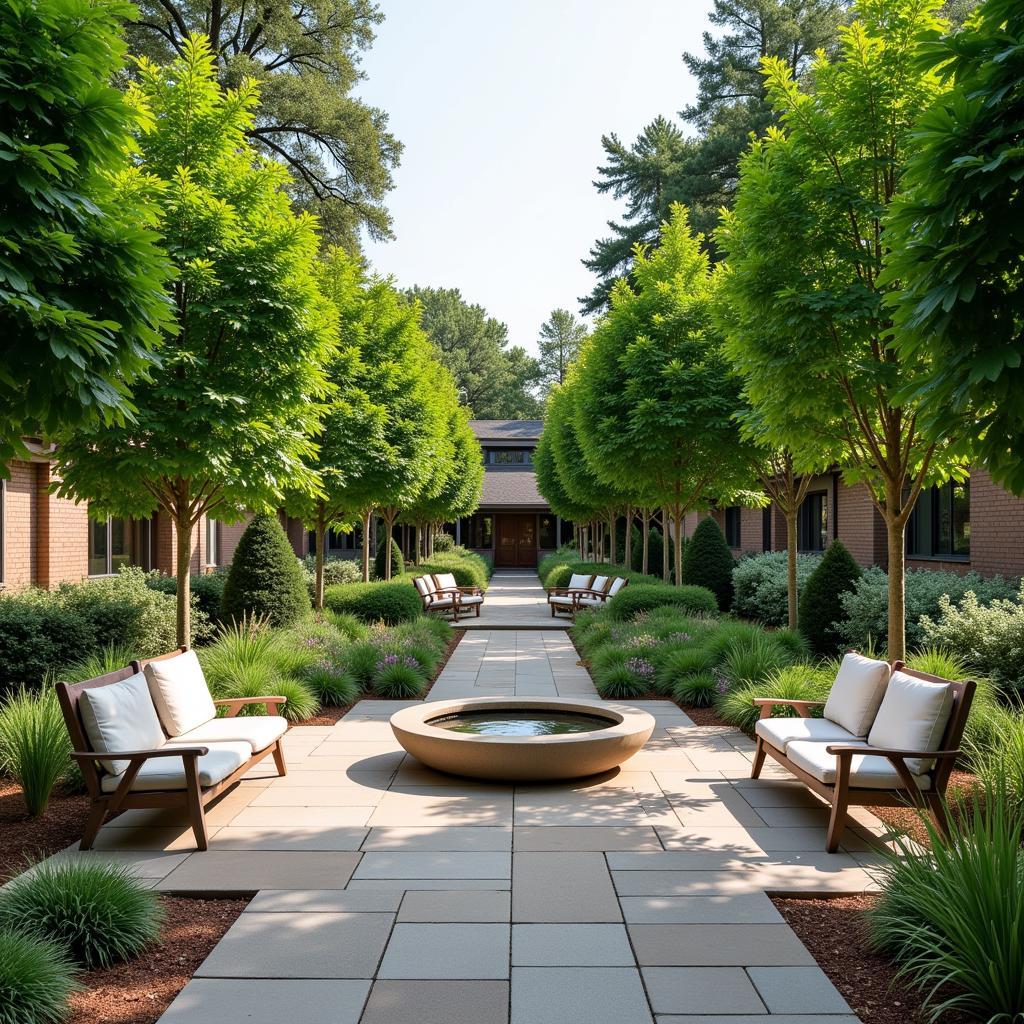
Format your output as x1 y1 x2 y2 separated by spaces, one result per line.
405 549 490 591
681 518 735 611
432 533 455 552
606 584 718 621
673 672 719 707
0 690 71 817
374 537 405 581
798 540 861 656
372 661 427 699
631 528 675 578
0 601 91 696
0 861 163 969
655 646 717 695
0 929 79 1024
591 648 651 699
302 663 360 706
221 514 310 628
544 563 662 590
146 572 226 622
324 582 422 625
342 641 383 689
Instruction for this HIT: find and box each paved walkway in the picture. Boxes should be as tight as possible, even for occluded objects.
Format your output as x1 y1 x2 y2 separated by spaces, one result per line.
459 570 568 629
42 575 893 1023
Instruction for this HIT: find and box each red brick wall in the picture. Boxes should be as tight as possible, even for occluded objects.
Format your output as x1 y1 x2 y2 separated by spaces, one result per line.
835 478 885 567
217 515 251 566
966 468 1024 578
35 464 89 587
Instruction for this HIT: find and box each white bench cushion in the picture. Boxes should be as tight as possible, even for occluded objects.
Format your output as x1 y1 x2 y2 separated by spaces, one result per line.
755 716 858 753
426 596 455 609
787 740 932 791
823 652 891 737
101 741 251 793
458 594 484 606
144 650 217 737
577 596 606 607
549 595 575 606
566 573 593 590
414 576 434 597
590 576 610 593
868 670 954 774
79 672 166 775
434 573 459 591
607 577 627 597
176 715 287 752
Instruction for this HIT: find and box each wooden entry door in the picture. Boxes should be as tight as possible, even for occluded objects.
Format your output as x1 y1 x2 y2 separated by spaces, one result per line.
495 514 537 567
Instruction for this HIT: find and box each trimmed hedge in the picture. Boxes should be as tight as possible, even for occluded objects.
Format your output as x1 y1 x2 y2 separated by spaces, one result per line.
401 549 491 592
681 518 734 611
221 513 310 627
605 583 718 620
324 581 423 624
798 540 861 656
146 571 226 622
544 562 663 590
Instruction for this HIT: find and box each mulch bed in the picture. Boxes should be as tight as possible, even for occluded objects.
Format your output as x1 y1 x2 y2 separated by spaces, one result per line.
294 627 465 726
866 769 978 848
69 895 249 1024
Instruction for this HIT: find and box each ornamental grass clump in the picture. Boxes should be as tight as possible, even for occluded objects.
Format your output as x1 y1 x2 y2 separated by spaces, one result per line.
372 655 426 698
0 861 163 969
0 929 79 1024
672 671 718 707
867 780 1024 1023
721 631 795 687
716 664 832 732
0 688 72 817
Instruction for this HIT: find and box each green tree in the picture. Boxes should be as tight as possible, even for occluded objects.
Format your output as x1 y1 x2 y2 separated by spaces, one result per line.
127 0 400 247
408 285 541 418
55 39 336 644
798 539 861 656
717 0 967 661
681 517 734 611
575 206 753 586
537 309 589 394
885 0 1024 495
581 1 849 313
0 0 173 467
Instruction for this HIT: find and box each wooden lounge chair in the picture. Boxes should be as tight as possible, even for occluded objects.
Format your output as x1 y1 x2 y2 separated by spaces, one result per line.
575 576 628 609
751 651 975 852
433 572 484 620
546 572 595 618
56 646 288 851
413 574 462 621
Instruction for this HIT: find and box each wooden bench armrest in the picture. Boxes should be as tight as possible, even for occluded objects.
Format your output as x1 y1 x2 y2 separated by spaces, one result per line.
71 746 209 761
455 586 482 594
753 698 825 720
826 744 960 758
214 696 287 717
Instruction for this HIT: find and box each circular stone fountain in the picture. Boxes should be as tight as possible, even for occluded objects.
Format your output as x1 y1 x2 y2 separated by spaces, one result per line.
390 697 656 781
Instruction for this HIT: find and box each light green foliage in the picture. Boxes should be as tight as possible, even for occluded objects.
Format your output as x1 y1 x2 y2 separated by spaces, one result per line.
537 309 588 395
867 782 1024 1023
298 556 363 603
884 0 1024 495
574 207 754 584
919 585 1024 694
0 689 72 817
718 0 967 661
590 647 652 700
732 552 822 627
605 584 719 621
798 540 862 656
966 703 1024 811
0 929 79 1024
0 860 162 969
55 38 338 645
681 518 735 610
721 632 798 687
408 286 542 418
716 664 834 731
324 611 371 643
673 671 719 707
0 0 173 467
403 549 491 592
127 0 400 247
543 563 661 590
323 582 423 624
840 568 1019 654
372 660 427 699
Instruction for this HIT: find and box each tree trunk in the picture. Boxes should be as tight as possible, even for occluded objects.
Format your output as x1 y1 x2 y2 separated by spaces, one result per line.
608 514 616 566
785 510 798 630
383 511 398 579
885 507 907 663
174 512 192 647
624 505 633 571
361 510 372 582
641 508 650 576
662 506 671 582
673 501 683 587
314 506 326 611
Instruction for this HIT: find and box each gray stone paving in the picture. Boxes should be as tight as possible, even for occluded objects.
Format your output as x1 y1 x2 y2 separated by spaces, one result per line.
34 573 891 1022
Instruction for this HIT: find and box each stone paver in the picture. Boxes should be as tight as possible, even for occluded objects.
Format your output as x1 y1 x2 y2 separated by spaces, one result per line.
512 967 653 1024
377 923 510 979
398 890 510 922
748 966 854 1014
512 852 622 922
643 967 766 1015
628 924 816 966
512 924 634 965
361 981 509 1024
158 980 370 1023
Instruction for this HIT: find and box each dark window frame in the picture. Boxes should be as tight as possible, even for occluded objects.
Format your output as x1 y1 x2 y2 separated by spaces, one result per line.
89 515 153 576
907 480 970 561
797 491 828 553
723 507 741 548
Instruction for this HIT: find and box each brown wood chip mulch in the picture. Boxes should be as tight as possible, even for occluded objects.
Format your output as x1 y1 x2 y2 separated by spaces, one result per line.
68 895 249 1024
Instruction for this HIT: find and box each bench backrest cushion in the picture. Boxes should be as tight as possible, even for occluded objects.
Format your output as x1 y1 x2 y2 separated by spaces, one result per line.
414 576 435 598
434 573 458 591
591 576 610 593
868 669 954 774
823 652 891 737
607 577 627 597
567 574 593 590
144 649 217 738
79 672 166 775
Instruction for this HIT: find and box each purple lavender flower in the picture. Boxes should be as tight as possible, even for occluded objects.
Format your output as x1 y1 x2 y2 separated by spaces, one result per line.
625 657 656 682
403 656 421 670
715 672 731 695
375 653 401 672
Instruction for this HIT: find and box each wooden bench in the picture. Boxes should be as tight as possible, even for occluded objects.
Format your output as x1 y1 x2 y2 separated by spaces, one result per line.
412 573 484 622
56 646 288 851
751 651 975 851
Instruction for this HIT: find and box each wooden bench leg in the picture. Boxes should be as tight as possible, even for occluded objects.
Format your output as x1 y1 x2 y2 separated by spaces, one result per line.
926 793 951 842
80 801 108 851
750 737 767 779
272 739 287 777
825 793 848 853
184 760 209 851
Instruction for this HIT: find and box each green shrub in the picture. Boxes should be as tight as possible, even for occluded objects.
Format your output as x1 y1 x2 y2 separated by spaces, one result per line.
373 536 405 581
538 544 581 585
701 618 762 661
655 646 717 694
673 671 719 707
372 658 427 698
324 610 370 642
0 861 162 969
966 702 1024 812
221 514 310 628
919 583 1024 693
145 571 226 624
303 662 360 706
840 567 1019 653
606 584 717 621
590 646 656 698
0 929 79 1024
544 562 662 590
631 528 674 580
298 554 363 601
432 532 455 553
867 782 1024 1023
343 641 384 689
402 549 491 592
731 551 823 627
324 581 422 624
0 599 91 695
798 540 861 656
681 518 735 611
721 632 795 686
0 689 72 817
716 664 833 732
904 646 971 681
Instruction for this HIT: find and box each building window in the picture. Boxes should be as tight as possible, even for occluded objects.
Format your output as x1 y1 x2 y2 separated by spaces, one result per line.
487 449 532 465
462 514 493 549
723 507 741 548
559 518 575 546
205 517 218 566
797 492 827 552
89 516 152 575
539 514 556 549
907 480 970 559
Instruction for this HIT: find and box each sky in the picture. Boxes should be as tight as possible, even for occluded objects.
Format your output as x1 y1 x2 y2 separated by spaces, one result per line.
358 0 713 357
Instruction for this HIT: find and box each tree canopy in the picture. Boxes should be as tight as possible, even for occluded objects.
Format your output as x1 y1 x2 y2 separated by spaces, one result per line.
537 308 589 396
0 0 173 468
126 0 401 248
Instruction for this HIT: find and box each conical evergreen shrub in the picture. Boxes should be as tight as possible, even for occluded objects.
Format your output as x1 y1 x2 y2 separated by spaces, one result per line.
681 517 734 610
374 534 405 581
798 539 862 656
221 513 310 627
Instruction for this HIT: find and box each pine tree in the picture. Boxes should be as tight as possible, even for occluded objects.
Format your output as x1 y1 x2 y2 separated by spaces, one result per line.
798 540 861 656
537 309 589 395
